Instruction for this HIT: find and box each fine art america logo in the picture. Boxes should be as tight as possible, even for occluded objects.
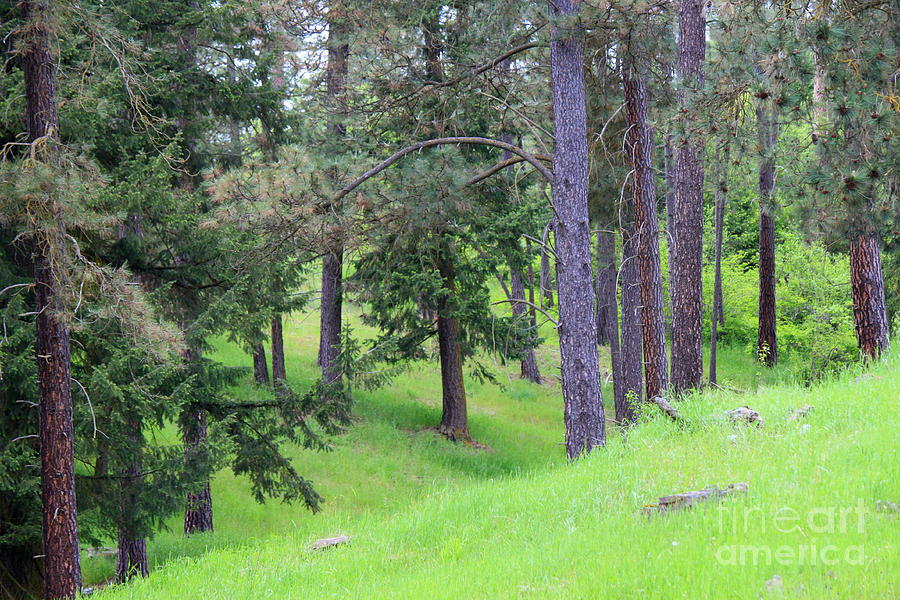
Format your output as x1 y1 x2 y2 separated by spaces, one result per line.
714 501 866 566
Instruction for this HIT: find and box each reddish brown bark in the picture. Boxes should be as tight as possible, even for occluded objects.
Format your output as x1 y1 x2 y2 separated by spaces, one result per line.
850 233 889 359
622 62 669 401
550 0 605 458
21 1 82 597
670 0 707 393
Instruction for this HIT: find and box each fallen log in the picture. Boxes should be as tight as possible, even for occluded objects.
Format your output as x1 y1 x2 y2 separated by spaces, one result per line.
311 535 350 551
726 406 764 427
652 396 681 421
642 482 749 516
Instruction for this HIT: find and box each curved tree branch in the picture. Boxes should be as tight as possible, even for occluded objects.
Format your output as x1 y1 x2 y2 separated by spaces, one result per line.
333 137 554 204
467 153 553 186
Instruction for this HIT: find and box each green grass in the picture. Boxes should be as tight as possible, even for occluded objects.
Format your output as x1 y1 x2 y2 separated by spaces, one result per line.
88 306 899 598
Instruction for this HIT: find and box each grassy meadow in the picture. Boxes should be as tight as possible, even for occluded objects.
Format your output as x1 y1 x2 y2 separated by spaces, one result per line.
86 303 899 598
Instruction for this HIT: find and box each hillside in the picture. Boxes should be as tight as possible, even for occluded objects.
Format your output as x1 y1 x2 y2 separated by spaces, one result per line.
91 312 899 599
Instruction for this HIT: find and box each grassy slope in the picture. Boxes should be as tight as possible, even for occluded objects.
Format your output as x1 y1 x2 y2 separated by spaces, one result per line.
92 307 898 598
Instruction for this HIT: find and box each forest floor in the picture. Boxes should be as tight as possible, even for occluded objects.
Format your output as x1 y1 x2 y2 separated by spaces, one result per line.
89 305 899 599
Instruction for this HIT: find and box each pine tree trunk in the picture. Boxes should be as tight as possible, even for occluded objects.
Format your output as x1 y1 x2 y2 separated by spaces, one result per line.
183 401 213 534
756 101 778 367
850 233 890 359
271 315 286 383
436 256 469 439
596 231 624 418
252 343 269 385
619 228 643 423
318 12 350 383
540 221 554 308
511 268 542 383
549 0 605 459
670 0 707 393
757 208 778 366
664 135 677 334
595 228 616 346
318 249 343 383
622 62 669 401
21 1 82 597
710 145 728 384
115 536 148 584
526 242 539 337
116 416 148 583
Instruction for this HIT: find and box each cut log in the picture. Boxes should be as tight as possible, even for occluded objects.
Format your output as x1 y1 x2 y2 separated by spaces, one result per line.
642 482 749 516
652 396 681 421
788 405 814 421
311 535 350 551
726 406 764 427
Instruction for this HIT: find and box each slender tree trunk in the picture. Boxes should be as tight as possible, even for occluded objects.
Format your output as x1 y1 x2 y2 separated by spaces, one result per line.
116 417 148 583
622 62 669 401
710 144 728 384
595 228 616 346
549 0 605 459
511 269 542 383
252 343 269 384
271 315 286 383
21 1 81 597
595 231 625 422
526 241 539 333
850 233 890 359
318 12 350 383
619 227 643 422
757 209 778 365
756 100 779 367
183 397 213 534
318 249 343 382
670 0 707 393
540 221 554 307
436 256 469 439
664 135 677 334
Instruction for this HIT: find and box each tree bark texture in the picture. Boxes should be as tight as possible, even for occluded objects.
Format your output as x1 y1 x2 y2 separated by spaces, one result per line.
252 342 269 385
318 249 343 383
317 12 350 383
664 135 677 332
183 402 213 534
595 229 616 346
21 1 82 597
115 416 148 583
710 145 728 384
619 228 643 423
670 0 707 393
540 221 555 307
850 233 890 359
436 257 469 440
271 315 286 382
622 63 669 402
549 0 605 459
756 100 779 367
511 268 542 383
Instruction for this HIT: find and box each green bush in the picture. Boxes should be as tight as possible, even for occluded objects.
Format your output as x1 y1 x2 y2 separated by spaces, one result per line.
706 234 857 377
